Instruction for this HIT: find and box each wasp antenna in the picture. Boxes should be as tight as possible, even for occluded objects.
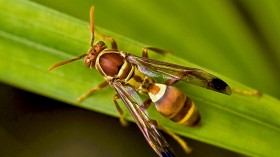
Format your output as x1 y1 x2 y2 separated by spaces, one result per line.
48 54 87 71
90 6 95 46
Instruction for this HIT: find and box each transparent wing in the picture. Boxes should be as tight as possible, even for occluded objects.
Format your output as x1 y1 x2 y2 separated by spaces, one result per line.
127 55 232 95
112 81 175 157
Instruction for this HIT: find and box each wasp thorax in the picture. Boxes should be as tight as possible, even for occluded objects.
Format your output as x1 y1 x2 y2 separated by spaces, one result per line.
99 53 124 76
148 83 200 127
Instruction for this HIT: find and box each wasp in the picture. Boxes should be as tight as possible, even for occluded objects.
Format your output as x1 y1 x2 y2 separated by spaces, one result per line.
49 6 232 157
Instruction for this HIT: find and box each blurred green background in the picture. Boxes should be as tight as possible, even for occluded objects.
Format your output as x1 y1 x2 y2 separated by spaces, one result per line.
0 0 279 157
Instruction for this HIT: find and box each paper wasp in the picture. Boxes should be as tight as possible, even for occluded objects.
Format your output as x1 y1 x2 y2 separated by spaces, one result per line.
49 6 232 157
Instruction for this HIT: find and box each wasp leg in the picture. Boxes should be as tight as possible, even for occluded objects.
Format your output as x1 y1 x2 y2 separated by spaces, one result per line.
77 81 109 102
152 120 192 154
94 31 118 50
113 94 129 126
142 47 169 58
140 98 152 111
232 88 262 97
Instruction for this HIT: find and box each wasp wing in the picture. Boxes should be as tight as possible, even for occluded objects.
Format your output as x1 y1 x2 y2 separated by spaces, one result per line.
127 55 231 95
112 81 175 157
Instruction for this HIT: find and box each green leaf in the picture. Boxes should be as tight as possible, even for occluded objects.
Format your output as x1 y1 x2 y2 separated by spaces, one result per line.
0 0 279 157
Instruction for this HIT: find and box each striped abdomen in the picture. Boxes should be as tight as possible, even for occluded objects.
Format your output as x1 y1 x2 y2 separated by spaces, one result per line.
148 83 200 127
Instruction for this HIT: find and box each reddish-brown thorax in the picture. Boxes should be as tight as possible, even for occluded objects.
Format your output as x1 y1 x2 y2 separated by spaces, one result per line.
99 53 124 76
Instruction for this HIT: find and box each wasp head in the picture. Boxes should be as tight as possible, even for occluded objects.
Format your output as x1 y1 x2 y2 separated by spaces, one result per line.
84 41 107 68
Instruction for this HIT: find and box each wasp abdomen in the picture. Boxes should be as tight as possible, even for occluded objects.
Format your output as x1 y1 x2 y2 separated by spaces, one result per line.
148 83 200 127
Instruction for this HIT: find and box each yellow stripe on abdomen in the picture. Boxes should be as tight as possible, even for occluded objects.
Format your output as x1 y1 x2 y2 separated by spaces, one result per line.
175 101 200 126
148 83 200 127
